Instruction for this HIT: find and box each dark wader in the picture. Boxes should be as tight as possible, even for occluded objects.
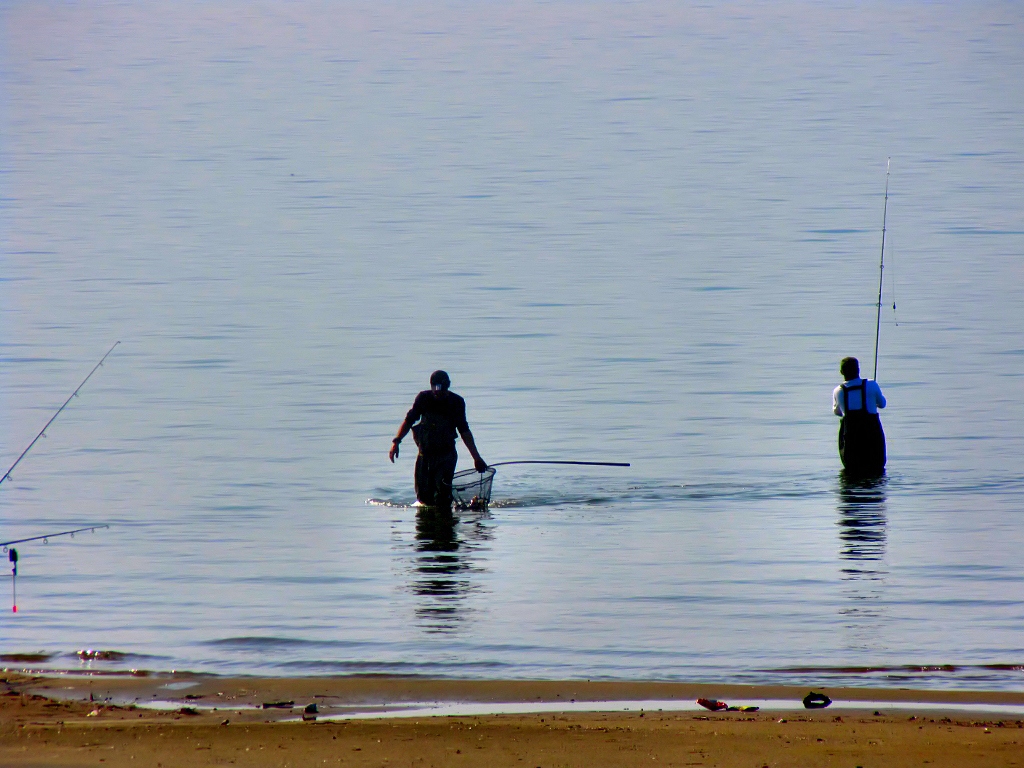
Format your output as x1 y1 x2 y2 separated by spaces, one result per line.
411 420 458 509
838 380 886 477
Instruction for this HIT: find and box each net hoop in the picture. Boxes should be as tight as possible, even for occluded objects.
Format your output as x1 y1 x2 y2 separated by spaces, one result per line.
451 466 496 509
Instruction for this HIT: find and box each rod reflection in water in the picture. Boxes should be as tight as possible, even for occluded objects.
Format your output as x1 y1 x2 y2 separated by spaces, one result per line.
411 507 492 633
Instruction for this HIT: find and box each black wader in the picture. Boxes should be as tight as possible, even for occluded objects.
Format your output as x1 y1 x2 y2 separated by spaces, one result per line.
838 379 886 477
411 419 458 509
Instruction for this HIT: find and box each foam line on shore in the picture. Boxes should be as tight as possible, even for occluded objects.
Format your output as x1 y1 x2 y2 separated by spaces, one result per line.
308 697 1024 721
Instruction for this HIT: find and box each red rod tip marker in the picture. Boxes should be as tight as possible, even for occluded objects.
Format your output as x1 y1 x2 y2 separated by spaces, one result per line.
12 606 17 613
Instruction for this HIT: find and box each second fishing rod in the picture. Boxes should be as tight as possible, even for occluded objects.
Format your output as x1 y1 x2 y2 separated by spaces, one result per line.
873 158 891 381
1 343 119 612
1 341 121 488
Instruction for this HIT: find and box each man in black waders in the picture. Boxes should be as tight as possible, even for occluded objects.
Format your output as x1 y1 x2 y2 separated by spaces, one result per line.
833 356 887 476
389 370 487 508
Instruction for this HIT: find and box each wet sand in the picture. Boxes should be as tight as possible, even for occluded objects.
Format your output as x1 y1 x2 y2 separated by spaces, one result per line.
2 672 1023 766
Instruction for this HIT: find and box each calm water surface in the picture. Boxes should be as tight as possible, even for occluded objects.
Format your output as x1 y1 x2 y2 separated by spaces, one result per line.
2 1 1024 690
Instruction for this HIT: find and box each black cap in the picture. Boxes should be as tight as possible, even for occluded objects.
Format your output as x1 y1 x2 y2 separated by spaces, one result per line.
429 370 451 390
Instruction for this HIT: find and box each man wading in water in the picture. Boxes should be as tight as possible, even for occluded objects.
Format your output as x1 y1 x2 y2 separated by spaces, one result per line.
833 356 887 476
389 370 487 508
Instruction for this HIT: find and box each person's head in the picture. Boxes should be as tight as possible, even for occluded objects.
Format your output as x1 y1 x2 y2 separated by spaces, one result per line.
840 357 860 381
429 370 451 392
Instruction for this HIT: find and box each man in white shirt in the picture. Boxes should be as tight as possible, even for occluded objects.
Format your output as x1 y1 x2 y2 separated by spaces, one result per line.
833 357 887 476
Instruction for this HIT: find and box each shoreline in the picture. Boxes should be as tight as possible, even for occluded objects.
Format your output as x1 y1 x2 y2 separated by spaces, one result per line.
9 670 1024 714
3 673 1023 767
18 671 1024 704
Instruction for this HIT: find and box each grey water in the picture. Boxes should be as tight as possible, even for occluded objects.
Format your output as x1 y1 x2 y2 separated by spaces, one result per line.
2 1 1024 691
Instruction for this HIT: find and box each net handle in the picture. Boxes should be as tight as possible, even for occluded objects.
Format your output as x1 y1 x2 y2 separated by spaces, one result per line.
487 460 630 468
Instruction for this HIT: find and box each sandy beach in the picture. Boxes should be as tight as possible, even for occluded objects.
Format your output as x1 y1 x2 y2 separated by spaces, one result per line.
2 673 1022 767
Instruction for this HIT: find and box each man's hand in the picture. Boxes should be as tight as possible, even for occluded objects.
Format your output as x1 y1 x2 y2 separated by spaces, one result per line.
389 440 400 463
474 456 488 473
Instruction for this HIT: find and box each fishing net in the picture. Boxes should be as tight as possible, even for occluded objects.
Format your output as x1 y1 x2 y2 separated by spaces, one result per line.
451 466 495 509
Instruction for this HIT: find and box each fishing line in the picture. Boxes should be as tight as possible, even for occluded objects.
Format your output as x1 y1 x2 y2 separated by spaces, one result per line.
889 217 899 327
8 549 16 613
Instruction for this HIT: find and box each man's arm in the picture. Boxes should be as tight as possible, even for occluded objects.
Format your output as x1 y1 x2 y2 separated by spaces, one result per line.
457 425 488 473
832 385 844 417
389 397 422 463
454 398 487 472
872 381 887 410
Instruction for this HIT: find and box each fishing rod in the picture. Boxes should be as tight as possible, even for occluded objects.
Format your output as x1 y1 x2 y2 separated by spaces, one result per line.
0 341 120 488
488 461 630 468
873 159 890 380
1 526 109 613
1 344 119 611
1 525 110 550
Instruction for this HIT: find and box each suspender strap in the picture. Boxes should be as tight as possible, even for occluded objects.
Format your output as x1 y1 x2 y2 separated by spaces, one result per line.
842 380 869 412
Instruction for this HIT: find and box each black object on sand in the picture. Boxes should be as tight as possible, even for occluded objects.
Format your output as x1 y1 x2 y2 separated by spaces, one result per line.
803 691 832 709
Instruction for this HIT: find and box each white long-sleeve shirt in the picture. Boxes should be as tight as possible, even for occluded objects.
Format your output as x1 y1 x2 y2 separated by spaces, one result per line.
833 378 886 416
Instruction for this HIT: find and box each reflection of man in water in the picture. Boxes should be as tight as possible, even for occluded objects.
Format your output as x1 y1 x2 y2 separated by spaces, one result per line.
389 370 487 508
837 474 887 565
833 357 887 476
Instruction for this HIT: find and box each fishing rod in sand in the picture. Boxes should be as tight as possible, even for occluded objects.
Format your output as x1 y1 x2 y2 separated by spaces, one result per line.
873 158 891 381
1 341 119 611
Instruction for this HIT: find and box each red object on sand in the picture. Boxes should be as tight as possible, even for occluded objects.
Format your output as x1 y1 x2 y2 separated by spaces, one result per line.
696 698 728 711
